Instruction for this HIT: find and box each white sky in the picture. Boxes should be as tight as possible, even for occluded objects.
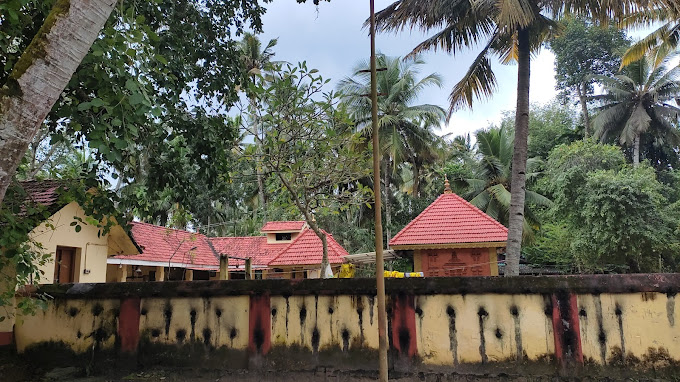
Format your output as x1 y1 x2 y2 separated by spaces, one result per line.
257 0 559 138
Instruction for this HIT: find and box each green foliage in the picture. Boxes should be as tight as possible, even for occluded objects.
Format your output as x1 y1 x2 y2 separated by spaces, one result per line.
539 141 680 272
247 62 373 266
545 139 626 209
571 166 680 272
549 17 630 99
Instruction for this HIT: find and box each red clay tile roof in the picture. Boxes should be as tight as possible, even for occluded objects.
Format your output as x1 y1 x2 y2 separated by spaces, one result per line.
261 221 307 232
113 222 218 268
389 193 508 247
268 229 348 266
209 236 289 267
19 180 69 210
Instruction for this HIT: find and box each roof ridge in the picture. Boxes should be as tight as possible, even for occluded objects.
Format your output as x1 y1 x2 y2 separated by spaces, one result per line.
389 194 444 243
132 221 208 237
447 192 508 232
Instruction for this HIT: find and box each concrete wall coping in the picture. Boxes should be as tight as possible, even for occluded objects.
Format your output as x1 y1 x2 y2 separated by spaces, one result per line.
34 273 680 299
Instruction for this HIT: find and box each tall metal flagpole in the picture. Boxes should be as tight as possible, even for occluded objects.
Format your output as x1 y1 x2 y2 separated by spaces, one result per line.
369 0 389 380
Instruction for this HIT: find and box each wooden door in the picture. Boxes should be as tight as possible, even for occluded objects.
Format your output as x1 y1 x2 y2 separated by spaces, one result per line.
54 247 76 283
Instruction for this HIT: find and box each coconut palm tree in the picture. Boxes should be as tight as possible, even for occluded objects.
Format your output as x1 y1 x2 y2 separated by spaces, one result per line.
373 0 647 276
456 126 551 243
592 51 680 166
337 54 446 241
621 4 680 67
237 33 278 210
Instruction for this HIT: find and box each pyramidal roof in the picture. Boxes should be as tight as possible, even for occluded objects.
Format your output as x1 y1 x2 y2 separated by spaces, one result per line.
268 229 348 266
389 191 508 248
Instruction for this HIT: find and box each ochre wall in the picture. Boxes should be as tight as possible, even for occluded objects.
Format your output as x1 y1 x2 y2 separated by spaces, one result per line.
10 275 680 377
415 247 499 277
30 202 112 284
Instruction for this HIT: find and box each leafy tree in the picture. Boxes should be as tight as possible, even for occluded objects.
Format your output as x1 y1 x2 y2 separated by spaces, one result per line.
539 140 680 272
592 51 680 166
549 17 630 135
246 62 372 275
372 0 646 275
572 166 679 272
338 54 446 241
0 0 116 206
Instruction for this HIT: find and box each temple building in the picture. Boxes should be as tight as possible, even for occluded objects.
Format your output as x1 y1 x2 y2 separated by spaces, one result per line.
389 179 507 277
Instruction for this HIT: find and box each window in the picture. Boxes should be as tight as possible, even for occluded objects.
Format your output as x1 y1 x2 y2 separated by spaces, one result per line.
254 270 263 279
275 232 292 241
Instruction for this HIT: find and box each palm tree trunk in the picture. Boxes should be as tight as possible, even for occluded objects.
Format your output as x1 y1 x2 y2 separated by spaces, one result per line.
633 133 640 166
505 28 531 277
412 159 421 198
250 95 267 209
577 83 591 138
383 158 392 248
0 0 115 206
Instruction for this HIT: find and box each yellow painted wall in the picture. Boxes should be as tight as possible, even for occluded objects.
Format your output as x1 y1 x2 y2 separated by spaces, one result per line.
139 297 249 350
15 299 120 353
415 294 553 365
13 289 680 371
30 202 112 284
578 292 680 365
270 295 379 351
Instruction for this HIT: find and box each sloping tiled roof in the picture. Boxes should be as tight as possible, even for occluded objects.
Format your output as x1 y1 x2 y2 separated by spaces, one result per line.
261 221 306 232
113 222 218 268
389 192 508 247
268 229 348 266
209 236 289 267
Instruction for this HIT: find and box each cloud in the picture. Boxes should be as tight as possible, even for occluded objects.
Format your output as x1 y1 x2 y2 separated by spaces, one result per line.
258 0 558 137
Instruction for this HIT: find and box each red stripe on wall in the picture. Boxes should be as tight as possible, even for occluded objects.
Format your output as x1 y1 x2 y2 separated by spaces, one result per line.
0 331 12 346
119 297 141 353
248 294 271 355
391 294 418 358
551 293 583 367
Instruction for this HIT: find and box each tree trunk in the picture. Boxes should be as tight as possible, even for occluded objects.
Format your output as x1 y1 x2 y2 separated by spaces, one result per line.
0 0 116 206
505 28 531 277
250 96 267 209
412 159 420 198
633 133 640 166
577 83 591 138
308 219 330 277
383 157 392 248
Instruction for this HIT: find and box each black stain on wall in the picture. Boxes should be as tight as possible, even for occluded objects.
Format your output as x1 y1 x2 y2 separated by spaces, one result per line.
299 304 307 343
229 327 238 341
140 307 148 316
311 327 320 354
667 293 676 326
368 296 375 326
511 306 523 362
91 303 104 317
285 297 290 336
357 305 365 343
594 295 607 365
253 318 265 353
202 328 212 346
615 304 625 356
495 328 503 339
68 307 79 317
76 330 82 339
176 329 186 343
341 328 350 352
477 307 488 363
215 308 222 318
398 327 411 356
151 329 161 338
446 305 458 366
164 304 173 336
190 309 197 341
